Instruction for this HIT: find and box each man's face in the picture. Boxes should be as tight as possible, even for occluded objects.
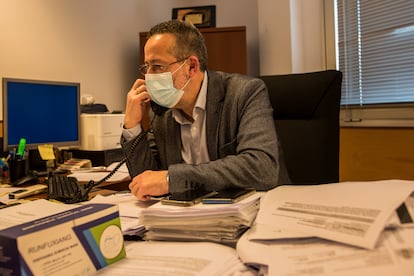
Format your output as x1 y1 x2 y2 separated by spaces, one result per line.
143 34 188 89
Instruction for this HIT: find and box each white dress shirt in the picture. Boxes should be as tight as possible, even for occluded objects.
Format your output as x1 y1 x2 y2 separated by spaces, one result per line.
172 71 209 165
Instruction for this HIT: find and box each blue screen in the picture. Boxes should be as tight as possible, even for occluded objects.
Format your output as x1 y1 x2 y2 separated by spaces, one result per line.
3 78 80 150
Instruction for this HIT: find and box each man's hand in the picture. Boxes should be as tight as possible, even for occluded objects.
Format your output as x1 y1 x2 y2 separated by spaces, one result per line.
124 78 151 129
129 170 169 201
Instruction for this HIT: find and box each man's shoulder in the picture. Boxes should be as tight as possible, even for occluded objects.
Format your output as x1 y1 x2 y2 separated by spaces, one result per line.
208 70 264 91
208 70 252 82
206 70 269 111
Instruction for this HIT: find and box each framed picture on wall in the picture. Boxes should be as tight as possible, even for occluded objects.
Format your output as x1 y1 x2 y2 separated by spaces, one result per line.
172 5 216 28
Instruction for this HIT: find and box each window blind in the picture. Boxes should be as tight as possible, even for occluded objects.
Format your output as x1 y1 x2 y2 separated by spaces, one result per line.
336 0 414 106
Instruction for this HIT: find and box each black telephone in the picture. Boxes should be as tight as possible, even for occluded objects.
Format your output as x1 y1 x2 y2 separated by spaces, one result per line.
47 121 149 203
47 102 166 203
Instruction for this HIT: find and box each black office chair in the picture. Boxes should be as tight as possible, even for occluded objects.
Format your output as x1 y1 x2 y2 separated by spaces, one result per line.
260 70 342 184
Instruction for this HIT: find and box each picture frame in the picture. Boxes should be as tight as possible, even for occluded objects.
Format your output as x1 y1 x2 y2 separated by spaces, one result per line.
172 5 216 28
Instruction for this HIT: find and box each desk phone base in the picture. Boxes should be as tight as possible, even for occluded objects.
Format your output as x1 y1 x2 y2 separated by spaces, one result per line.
48 175 89 203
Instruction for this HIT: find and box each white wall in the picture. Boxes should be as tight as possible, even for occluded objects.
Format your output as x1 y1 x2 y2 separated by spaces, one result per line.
0 0 333 118
258 0 335 75
0 0 166 116
0 0 261 117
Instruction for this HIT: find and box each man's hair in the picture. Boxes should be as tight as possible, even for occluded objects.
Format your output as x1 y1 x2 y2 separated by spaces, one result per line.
148 20 208 71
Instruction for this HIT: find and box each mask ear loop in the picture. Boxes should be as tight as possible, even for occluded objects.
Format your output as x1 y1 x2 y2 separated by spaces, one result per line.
171 58 188 75
180 77 192 91
171 58 192 91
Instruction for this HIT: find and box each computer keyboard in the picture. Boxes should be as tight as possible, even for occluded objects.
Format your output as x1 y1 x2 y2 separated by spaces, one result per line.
48 175 89 204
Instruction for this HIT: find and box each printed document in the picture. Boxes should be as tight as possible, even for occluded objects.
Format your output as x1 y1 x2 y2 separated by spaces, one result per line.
248 180 414 249
238 227 414 276
99 241 256 276
69 162 130 182
0 199 76 230
140 193 262 244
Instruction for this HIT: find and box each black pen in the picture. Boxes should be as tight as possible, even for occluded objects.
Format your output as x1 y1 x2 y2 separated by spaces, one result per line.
9 150 15 161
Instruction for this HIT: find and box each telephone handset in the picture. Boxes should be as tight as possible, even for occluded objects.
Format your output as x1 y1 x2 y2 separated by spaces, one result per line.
150 101 168 116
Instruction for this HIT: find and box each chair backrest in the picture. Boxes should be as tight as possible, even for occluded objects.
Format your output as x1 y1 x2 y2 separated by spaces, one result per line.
260 70 342 184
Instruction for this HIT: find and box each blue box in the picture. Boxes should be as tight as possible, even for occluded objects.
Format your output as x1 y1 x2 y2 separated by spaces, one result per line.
0 203 125 275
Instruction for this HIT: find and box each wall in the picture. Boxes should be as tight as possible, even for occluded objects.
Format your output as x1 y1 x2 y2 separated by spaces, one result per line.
2 0 412 181
0 0 329 112
257 0 336 75
0 0 260 116
0 0 159 114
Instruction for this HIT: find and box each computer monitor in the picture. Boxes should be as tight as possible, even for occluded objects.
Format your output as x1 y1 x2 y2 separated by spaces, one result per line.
2 78 80 151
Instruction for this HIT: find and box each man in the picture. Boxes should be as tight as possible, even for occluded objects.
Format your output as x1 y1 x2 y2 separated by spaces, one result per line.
122 20 288 201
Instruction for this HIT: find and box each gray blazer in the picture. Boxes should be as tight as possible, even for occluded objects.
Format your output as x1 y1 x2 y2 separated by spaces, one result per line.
121 70 287 193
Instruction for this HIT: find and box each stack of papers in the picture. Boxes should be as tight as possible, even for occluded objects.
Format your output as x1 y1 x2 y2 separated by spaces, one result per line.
140 193 263 245
58 158 92 171
236 180 414 275
69 162 130 183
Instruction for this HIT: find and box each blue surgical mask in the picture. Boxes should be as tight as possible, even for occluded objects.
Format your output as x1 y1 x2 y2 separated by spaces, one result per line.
145 62 190 108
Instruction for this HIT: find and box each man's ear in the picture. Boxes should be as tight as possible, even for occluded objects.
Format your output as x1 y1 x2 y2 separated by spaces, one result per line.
187 56 199 75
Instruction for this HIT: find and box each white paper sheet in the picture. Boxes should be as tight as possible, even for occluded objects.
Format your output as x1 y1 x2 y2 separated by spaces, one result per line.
69 162 130 182
141 192 263 218
0 199 77 230
88 193 157 218
237 227 414 276
249 180 414 249
99 241 256 276
69 171 130 182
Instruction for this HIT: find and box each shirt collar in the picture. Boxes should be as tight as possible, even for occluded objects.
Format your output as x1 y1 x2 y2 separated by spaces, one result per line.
173 71 208 124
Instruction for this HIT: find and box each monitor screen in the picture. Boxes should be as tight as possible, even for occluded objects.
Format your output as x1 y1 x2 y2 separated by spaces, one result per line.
2 78 80 151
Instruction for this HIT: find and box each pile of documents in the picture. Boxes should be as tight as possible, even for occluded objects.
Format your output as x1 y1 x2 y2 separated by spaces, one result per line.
140 193 262 245
236 180 414 276
58 158 92 171
69 162 130 183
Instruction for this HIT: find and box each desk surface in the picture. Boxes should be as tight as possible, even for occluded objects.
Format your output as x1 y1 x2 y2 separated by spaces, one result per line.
9 176 130 202
2 180 414 275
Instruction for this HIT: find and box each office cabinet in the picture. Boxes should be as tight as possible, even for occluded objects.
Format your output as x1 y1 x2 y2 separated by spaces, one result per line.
139 26 247 74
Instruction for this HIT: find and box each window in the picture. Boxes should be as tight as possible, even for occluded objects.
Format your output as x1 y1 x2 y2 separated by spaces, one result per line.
335 0 414 126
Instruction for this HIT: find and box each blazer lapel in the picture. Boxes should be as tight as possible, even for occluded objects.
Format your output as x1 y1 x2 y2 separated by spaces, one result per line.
165 111 183 165
205 71 225 161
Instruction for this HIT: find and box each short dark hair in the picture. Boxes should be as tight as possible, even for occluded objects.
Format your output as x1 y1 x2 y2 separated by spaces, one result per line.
148 20 208 71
